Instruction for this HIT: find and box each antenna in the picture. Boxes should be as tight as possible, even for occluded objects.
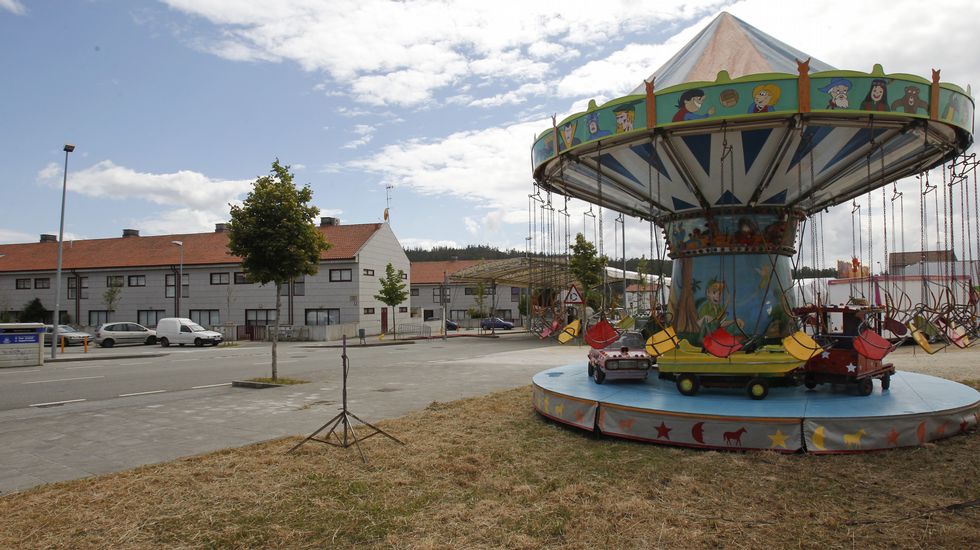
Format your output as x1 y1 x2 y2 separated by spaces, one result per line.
385 184 393 217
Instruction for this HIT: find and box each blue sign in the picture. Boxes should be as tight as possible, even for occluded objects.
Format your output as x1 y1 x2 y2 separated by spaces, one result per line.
0 334 39 344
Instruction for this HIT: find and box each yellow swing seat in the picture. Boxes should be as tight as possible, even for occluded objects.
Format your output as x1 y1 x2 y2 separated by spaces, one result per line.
556 319 581 344
909 326 939 354
782 331 824 361
645 326 679 357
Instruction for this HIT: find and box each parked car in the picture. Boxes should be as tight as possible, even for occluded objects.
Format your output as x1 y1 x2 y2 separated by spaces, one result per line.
480 317 514 330
43 325 94 347
587 330 654 384
425 317 459 330
155 317 223 347
95 322 157 348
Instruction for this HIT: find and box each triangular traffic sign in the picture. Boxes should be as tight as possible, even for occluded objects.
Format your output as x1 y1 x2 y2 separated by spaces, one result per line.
563 284 584 304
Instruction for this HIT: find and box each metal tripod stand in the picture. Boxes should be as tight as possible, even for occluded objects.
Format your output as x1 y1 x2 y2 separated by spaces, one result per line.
287 335 403 461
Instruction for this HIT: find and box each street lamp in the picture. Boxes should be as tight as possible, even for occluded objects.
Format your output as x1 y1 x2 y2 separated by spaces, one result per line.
52 144 74 359
171 240 183 316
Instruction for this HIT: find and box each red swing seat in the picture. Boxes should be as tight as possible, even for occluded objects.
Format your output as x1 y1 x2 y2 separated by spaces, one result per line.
853 329 894 360
702 327 743 358
585 318 619 349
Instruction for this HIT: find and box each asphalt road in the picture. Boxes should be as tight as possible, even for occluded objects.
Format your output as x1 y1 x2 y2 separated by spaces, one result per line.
0 336 558 411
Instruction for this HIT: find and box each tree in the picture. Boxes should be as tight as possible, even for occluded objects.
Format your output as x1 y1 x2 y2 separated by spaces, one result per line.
374 262 408 339
20 298 49 323
473 280 487 319
569 233 607 311
103 285 122 322
227 159 330 381
518 293 529 327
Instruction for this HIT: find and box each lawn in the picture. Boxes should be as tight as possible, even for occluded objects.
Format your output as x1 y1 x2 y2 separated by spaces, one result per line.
0 383 977 549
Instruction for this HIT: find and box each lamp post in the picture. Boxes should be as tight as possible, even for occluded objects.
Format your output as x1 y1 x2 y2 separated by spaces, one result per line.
51 144 74 359
171 240 183 316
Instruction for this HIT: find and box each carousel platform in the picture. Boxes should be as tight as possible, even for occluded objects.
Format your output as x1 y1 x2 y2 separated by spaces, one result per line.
532 365 979 453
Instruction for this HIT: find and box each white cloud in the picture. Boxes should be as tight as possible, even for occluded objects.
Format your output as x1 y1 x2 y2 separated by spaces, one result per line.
399 237 462 250
0 0 25 15
35 160 253 236
0 228 34 244
469 83 548 108
161 0 726 106
463 217 479 234
342 124 376 149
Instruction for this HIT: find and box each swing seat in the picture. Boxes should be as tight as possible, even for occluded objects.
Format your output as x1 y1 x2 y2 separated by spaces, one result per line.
853 329 894 360
645 327 679 357
909 327 939 354
539 320 560 339
585 318 619 349
556 319 581 344
883 317 908 337
782 331 823 361
938 319 970 349
702 327 743 358
616 316 635 330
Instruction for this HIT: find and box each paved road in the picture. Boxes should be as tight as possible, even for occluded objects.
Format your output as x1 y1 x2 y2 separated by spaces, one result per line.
0 335 586 494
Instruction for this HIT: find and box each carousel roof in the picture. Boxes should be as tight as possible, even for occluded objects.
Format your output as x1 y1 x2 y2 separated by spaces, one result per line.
532 13 973 221
629 12 835 94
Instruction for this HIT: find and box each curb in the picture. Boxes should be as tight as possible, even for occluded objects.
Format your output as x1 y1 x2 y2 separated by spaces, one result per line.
48 353 170 363
301 340 417 349
231 380 284 389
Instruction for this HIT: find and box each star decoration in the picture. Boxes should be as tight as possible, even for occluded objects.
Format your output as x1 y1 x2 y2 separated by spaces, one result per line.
845 363 858 373
821 351 831 359
768 429 789 449
655 421 672 440
574 410 586 423
886 428 900 446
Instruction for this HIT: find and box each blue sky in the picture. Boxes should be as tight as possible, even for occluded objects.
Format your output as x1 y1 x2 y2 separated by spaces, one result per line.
2 0 978 267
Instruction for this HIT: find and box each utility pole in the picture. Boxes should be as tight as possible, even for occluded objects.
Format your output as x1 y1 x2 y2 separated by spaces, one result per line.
441 270 448 341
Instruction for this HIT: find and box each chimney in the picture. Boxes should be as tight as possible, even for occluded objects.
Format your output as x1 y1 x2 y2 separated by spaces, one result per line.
320 216 340 227
122 229 140 238
214 223 228 233
40 234 57 243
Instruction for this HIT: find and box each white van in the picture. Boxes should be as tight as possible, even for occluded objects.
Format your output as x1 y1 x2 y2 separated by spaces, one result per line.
155 317 223 347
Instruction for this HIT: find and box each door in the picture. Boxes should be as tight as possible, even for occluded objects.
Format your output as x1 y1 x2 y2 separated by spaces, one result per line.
381 307 388 334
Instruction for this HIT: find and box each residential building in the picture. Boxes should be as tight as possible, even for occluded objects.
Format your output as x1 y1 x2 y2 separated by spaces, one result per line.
410 260 525 324
0 218 409 339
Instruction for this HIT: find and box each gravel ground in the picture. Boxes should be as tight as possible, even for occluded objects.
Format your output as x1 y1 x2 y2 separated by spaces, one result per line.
888 343 980 381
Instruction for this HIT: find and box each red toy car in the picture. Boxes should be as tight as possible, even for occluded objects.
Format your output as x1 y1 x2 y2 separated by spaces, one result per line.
587 331 655 384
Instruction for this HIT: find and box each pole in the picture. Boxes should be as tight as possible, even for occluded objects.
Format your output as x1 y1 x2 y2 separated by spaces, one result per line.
178 246 183 315
442 270 448 341
52 145 73 359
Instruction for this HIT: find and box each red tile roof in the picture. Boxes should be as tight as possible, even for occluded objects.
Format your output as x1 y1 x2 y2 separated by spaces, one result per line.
411 260 484 284
0 224 382 273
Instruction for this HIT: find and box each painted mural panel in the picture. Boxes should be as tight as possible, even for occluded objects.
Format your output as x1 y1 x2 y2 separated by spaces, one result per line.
668 252 795 346
656 78 798 125
664 211 799 257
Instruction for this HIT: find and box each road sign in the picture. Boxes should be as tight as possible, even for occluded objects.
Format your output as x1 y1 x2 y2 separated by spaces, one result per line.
563 284 584 304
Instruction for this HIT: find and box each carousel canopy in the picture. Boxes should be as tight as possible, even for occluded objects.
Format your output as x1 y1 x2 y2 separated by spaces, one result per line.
532 12 973 221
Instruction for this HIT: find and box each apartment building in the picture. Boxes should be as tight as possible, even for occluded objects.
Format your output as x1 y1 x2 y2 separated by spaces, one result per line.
410 259 525 323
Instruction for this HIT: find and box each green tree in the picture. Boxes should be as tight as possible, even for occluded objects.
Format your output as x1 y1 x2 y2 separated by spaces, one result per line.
227 159 330 381
569 233 607 311
473 280 487 319
518 293 529 327
374 262 408 339
20 298 49 323
103 285 122 322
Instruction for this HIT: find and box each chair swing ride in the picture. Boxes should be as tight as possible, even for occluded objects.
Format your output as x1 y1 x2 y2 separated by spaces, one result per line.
529 13 979 452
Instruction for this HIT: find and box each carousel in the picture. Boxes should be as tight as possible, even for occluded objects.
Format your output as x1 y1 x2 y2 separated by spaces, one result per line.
529 12 979 452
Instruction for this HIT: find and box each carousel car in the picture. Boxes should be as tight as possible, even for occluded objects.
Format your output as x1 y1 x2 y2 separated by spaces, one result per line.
587 330 655 384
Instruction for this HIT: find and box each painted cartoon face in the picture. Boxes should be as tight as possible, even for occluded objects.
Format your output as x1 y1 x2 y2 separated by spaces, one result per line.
684 95 705 112
562 124 574 144
588 119 598 134
615 111 633 132
870 84 884 102
754 90 772 109
706 284 723 305
829 84 849 101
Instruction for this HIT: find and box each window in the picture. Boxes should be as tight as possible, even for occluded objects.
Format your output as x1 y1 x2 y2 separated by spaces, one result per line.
138 309 165 327
210 273 230 285
511 287 523 302
234 272 249 284
496 309 512 320
432 287 450 303
423 309 434 319
411 288 419 296
190 309 220 326
293 276 305 296
329 269 352 282
399 306 408 313
106 276 124 288
465 287 495 296
305 308 339 325
88 310 110 326
15 279 30 290
401 272 408 280
128 275 146 287
34 278 50 289
363 307 375 315
165 274 189 298
245 309 277 326
450 309 468 320
68 277 89 299
363 268 375 276
279 283 290 296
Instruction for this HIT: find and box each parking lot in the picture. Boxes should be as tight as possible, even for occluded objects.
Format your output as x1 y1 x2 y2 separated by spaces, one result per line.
0 334 584 494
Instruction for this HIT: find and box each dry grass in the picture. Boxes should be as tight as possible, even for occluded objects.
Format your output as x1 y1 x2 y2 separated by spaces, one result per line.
1 386 978 549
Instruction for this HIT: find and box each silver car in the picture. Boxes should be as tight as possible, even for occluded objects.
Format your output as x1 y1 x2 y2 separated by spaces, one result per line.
43 325 94 347
95 322 157 348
